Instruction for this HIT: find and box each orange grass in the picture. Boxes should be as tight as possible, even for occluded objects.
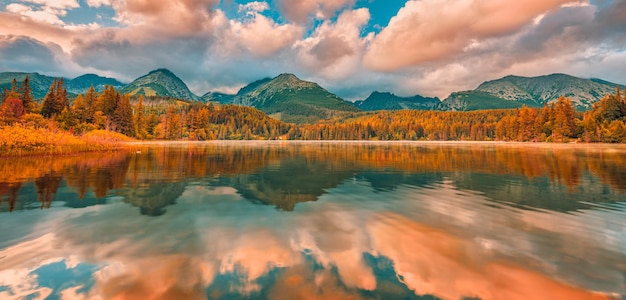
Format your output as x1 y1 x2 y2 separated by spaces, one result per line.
0 125 133 157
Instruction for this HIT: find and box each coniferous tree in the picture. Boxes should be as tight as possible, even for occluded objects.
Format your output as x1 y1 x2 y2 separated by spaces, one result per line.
84 86 97 123
19 76 35 113
41 79 58 117
99 85 117 117
41 78 68 118
72 94 88 123
111 94 135 136
134 95 147 139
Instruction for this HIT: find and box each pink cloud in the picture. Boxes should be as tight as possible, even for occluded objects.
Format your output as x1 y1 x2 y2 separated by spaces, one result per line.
277 0 355 24
294 8 371 79
363 0 582 71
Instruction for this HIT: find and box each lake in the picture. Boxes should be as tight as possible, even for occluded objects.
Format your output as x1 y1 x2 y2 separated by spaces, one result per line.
0 141 625 300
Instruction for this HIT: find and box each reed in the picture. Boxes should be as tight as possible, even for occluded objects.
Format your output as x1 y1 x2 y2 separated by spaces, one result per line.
0 125 132 157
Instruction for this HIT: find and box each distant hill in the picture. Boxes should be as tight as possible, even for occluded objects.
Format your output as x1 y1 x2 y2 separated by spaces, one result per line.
438 74 621 111
119 68 200 101
201 91 234 104
66 74 124 94
230 73 361 124
354 91 440 111
438 91 529 111
1 72 124 99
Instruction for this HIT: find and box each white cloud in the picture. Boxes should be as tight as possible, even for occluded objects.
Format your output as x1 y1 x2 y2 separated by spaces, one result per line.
85 0 112 8
238 1 270 15
22 0 79 10
277 0 355 24
6 3 66 25
294 8 371 79
363 0 579 71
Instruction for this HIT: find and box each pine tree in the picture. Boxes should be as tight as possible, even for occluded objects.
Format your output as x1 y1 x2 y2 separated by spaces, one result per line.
111 94 135 136
134 95 147 139
552 96 576 142
19 76 35 113
41 79 58 117
41 78 69 118
99 85 118 117
84 86 97 123
56 78 69 109
72 94 88 123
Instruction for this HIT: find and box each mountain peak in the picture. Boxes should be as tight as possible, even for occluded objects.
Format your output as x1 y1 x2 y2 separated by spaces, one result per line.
148 68 175 75
470 73 621 109
356 91 440 111
120 68 199 101
275 73 299 80
230 73 359 123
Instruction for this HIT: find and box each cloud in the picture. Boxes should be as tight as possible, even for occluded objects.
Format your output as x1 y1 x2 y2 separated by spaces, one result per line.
0 35 68 75
0 0 624 99
277 0 355 24
294 8 371 79
85 0 112 8
22 0 79 10
6 3 66 25
363 0 581 71
238 1 270 15
213 8 304 58
107 0 220 38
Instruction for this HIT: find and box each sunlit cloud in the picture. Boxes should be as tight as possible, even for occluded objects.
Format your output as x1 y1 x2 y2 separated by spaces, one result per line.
0 0 624 99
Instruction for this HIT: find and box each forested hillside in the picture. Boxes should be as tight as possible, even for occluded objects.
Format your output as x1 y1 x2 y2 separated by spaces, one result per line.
1 76 625 144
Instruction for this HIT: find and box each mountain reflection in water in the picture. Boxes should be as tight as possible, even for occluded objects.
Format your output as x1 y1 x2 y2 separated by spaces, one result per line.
0 142 624 299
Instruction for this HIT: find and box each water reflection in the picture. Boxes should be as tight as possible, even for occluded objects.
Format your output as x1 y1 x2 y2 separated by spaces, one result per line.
0 142 625 299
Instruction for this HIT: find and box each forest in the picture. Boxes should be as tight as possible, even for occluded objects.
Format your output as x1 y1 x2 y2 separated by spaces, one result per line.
1 76 626 146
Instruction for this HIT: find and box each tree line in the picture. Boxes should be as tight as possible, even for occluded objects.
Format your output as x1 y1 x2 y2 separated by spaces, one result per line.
1 76 625 143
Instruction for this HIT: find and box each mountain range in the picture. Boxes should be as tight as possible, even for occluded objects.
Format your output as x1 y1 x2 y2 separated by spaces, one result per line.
118 68 200 101
355 91 441 111
1 69 623 122
440 74 619 111
0 72 124 99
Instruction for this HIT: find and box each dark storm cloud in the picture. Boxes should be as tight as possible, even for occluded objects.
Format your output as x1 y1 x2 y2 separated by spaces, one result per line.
0 35 64 74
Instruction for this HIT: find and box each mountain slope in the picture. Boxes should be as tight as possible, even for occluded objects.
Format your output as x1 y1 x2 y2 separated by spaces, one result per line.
354 91 440 111
231 73 361 124
1 72 125 99
201 91 234 104
0 72 54 99
474 74 619 109
66 74 124 94
119 68 200 101
438 91 530 111
438 73 621 111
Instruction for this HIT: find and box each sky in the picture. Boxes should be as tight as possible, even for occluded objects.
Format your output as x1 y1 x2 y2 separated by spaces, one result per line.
0 0 625 100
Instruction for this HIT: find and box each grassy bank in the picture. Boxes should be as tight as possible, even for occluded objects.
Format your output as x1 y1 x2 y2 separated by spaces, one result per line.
0 125 133 157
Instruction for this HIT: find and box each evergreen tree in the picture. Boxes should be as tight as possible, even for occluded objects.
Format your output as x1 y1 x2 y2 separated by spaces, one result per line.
111 94 135 136
84 86 97 123
552 97 576 142
41 79 57 117
99 85 117 117
41 78 68 118
72 94 88 123
134 95 147 139
19 76 35 113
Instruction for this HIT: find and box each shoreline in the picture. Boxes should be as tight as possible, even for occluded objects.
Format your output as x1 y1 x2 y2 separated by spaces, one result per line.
4 139 626 158
126 139 626 150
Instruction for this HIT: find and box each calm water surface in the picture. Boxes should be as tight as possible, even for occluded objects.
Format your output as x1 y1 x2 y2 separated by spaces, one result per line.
0 142 625 300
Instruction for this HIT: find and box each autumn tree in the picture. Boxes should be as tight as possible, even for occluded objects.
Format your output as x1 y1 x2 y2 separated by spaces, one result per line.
41 78 69 118
72 94 88 123
134 95 148 139
111 94 135 136
98 85 118 117
19 76 35 113
84 86 98 123
0 96 25 122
